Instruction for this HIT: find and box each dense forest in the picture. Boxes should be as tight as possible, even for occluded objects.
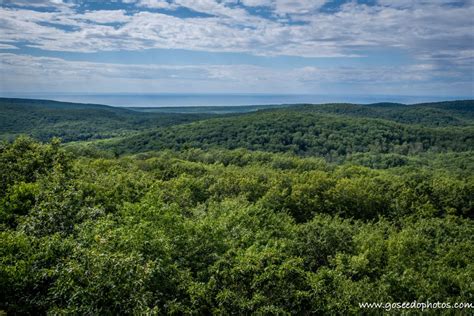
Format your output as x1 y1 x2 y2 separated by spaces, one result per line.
93 101 474 163
1 98 473 314
0 98 216 142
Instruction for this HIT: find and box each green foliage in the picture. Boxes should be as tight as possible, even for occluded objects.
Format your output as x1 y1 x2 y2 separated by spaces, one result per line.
99 102 474 162
1 100 473 314
0 98 214 142
0 136 69 227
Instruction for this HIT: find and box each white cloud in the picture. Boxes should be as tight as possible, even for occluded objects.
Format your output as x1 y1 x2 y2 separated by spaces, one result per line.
0 1 472 61
240 0 272 6
79 10 132 24
274 0 327 15
1 0 73 9
136 0 177 9
0 0 472 95
0 53 466 94
0 43 18 49
377 0 472 9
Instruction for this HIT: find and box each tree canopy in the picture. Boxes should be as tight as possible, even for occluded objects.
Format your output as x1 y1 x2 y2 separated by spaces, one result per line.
1 99 473 314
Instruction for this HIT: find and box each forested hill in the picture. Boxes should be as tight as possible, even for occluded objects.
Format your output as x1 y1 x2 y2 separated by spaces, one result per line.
2 98 473 161
96 100 474 160
1 99 473 314
291 100 474 126
0 98 215 142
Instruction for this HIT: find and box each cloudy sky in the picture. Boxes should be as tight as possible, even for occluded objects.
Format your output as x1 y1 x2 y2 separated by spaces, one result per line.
0 0 473 97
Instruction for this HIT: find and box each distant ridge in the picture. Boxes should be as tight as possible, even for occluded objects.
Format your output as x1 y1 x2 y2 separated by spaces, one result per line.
0 97 129 111
90 100 474 158
0 97 216 142
1 98 472 145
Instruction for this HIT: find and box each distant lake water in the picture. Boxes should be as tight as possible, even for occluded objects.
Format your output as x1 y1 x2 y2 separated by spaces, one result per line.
0 93 468 107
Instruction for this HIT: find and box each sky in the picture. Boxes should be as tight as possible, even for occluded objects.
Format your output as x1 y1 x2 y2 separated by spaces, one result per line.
0 0 473 98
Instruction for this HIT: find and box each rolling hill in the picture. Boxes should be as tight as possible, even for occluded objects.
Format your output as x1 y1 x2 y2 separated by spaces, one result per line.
1 98 473 314
95 100 474 161
0 98 215 142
